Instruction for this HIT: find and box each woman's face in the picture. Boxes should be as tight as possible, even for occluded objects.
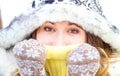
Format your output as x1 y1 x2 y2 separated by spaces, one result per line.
36 21 86 46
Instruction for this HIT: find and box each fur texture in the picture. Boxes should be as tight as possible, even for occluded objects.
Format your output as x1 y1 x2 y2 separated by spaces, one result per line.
0 48 18 76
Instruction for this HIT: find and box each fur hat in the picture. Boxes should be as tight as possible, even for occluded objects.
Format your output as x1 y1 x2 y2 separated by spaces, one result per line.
0 0 120 52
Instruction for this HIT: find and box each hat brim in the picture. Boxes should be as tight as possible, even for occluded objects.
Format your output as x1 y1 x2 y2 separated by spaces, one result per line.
0 4 120 51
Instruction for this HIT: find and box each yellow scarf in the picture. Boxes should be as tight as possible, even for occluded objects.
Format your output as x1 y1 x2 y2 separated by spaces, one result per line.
45 44 79 76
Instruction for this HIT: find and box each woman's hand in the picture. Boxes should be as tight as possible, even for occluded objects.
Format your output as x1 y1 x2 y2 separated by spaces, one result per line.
67 43 100 76
13 39 46 76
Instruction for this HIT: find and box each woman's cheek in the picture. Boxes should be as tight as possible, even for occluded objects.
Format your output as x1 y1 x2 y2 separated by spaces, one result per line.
66 34 86 44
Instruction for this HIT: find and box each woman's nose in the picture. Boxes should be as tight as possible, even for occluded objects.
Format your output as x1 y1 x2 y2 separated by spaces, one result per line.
53 33 67 46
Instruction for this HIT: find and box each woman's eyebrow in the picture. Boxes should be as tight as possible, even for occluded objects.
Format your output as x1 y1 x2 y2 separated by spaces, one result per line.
69 23 78 26
46 21 55 25
69 22 83 29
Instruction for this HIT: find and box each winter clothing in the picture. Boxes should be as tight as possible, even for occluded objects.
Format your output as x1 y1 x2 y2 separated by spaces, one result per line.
13 39 100 76
0 0 120 76
13 39 46 76
67 43 100 76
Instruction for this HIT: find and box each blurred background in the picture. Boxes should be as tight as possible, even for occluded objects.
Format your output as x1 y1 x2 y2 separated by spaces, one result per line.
0 0 120 29
0 0 32 28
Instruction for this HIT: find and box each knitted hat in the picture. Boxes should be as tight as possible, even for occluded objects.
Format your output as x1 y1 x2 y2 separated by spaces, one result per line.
0 0 120 52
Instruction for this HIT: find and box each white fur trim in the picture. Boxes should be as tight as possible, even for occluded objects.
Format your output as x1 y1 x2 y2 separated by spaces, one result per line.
0 48 18 76
109 62 120 76
0 4 120 51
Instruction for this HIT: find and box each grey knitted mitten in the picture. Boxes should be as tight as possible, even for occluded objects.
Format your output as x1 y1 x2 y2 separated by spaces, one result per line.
67 43 100 76
13 39 46 76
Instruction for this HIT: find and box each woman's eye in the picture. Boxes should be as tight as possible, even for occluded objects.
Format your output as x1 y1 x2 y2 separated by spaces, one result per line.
68 29 79 34
44 27 54 32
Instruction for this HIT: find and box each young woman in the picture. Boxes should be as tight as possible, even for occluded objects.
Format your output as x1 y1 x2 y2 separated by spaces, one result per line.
0 0 120 76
